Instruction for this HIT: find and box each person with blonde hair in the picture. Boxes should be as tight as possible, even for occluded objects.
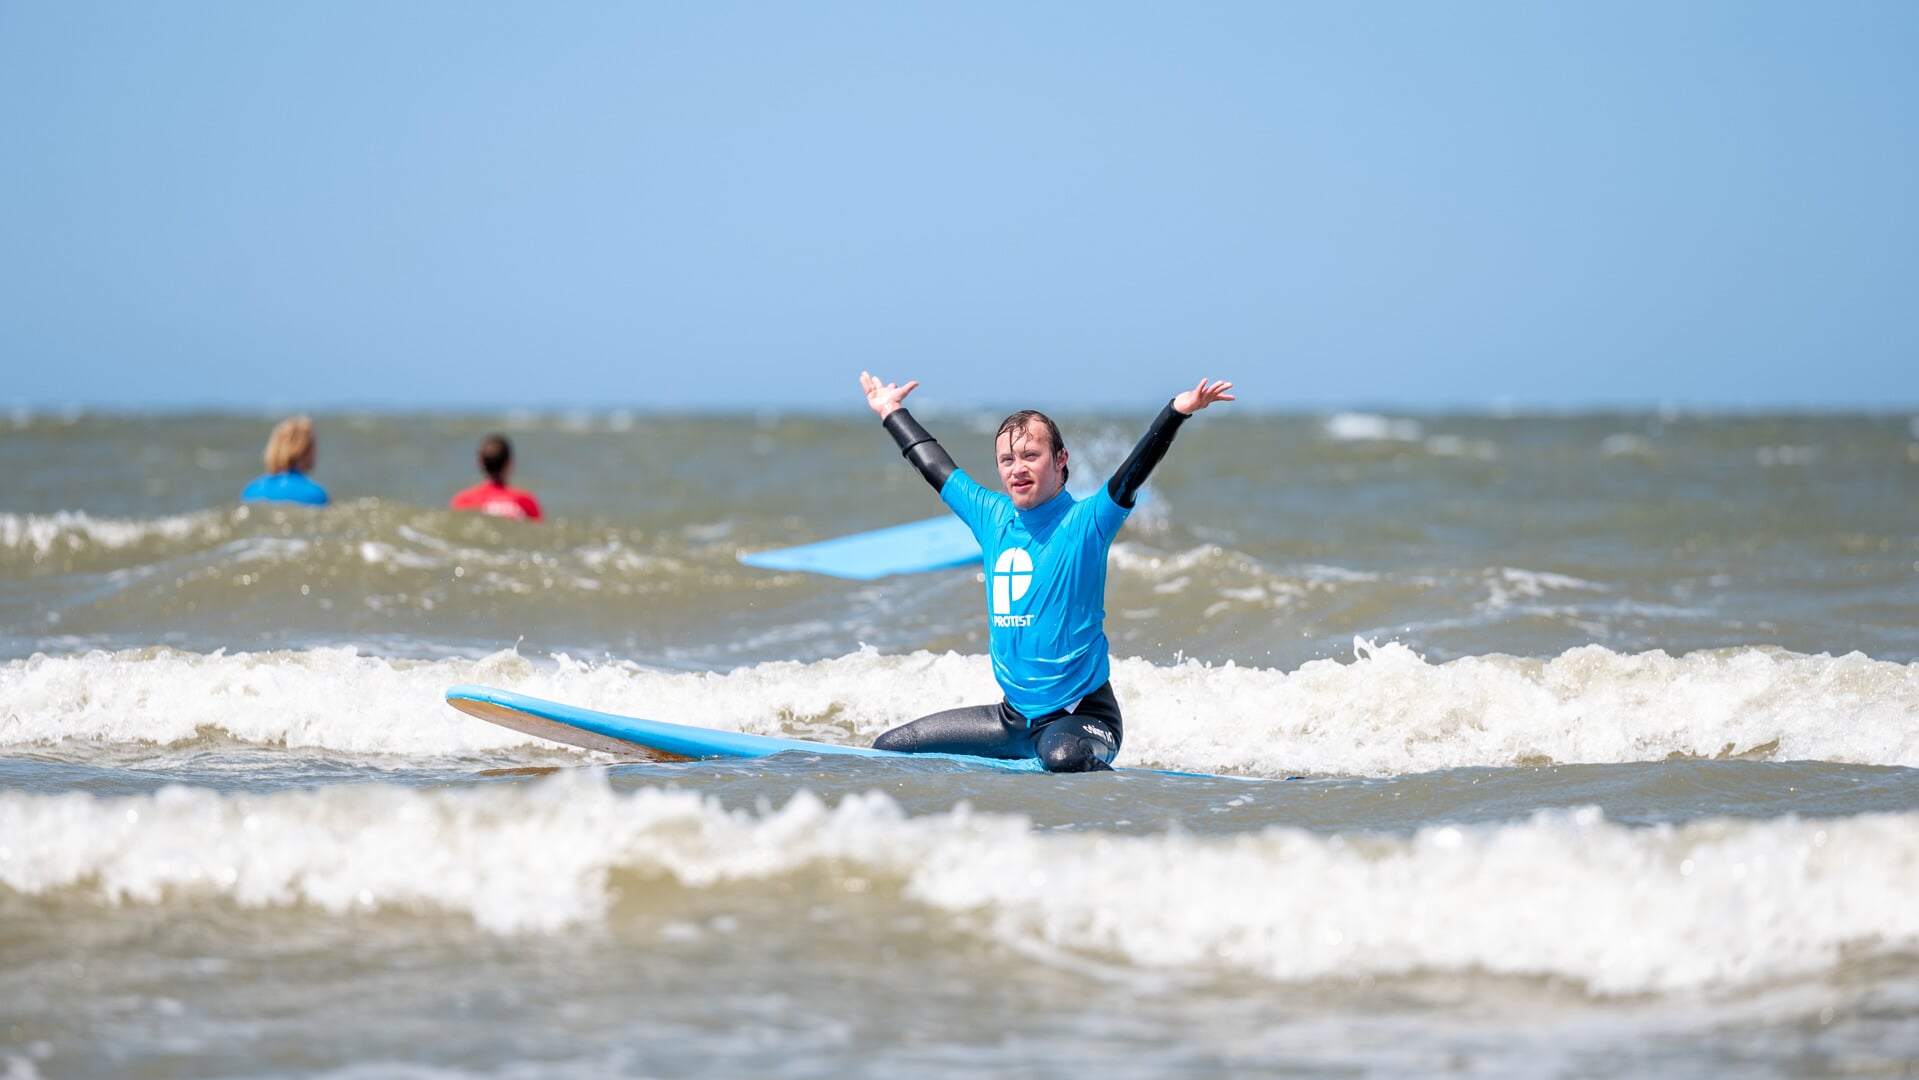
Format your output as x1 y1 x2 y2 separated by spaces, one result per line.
240 416 329 506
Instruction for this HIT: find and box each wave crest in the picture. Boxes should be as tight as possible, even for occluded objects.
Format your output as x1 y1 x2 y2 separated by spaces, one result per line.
2 776 1912 995
2 643 1914 775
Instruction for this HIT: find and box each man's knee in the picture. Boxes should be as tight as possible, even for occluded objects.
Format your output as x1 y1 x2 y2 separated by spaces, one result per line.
1038 721 1118 773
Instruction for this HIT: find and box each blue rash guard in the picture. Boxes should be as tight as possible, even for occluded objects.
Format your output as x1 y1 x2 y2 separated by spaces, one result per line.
940 471 1130 719
240 471 329 506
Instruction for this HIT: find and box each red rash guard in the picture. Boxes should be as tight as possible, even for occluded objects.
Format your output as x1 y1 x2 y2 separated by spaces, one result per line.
450 482 543 522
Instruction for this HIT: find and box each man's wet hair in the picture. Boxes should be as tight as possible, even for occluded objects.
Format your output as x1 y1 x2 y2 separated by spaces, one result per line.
996 410 1068 484
478 434 513 483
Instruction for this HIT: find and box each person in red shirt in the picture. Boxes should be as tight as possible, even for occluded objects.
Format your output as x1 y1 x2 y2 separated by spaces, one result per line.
450 434 543 521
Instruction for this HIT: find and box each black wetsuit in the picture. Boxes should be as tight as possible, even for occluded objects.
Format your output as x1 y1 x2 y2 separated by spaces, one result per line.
872 401 1190 772
874 681 1127 772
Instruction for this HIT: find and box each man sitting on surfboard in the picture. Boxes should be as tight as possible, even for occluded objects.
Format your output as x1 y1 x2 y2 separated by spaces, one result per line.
859 371 1234 772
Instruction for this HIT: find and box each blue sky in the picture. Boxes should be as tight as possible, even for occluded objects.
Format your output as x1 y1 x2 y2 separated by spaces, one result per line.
2 2 1914 413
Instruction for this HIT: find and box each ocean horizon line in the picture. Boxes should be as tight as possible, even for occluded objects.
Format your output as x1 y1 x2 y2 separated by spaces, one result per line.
11 399 1919 423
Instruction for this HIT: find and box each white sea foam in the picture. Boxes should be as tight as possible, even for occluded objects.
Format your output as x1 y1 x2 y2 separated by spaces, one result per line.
1324 413 1422 442
1423 434 1498 460
1119 640 1919 776
357 541 439 570
0 510 227 557
1757 445 1818 468
2 644 1915 775
1599 433 1657 459
1 775 1913 995
1108 542 1289 585
908 802 1919 996
1107 543 1317 614
1482 566 1609 612
0 509 678 597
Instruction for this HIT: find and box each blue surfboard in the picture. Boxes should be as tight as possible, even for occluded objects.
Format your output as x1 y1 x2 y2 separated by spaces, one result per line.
736 515 979 580
735 490 1148 581
446 685 1246 778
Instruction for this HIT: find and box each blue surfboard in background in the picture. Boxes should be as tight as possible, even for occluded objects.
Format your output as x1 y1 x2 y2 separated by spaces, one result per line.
736 491 1147 580
736 515 979 580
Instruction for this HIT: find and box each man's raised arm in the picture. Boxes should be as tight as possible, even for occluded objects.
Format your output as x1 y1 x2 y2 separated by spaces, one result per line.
861 371 956 493
1107 378 1235 508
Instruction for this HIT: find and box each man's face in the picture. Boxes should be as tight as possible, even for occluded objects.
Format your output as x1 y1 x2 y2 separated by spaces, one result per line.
995 419 1067 510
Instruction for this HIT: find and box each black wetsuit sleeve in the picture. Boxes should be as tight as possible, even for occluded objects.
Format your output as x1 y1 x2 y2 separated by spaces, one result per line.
881 408 957 493
1107 399 1189 509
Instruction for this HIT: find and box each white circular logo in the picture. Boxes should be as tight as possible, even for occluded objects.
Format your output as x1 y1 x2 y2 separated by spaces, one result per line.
992 547 1032 614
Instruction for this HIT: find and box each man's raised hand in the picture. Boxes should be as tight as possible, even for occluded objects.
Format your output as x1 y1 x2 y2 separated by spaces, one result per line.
860 371 920 418
1173 378 1236 415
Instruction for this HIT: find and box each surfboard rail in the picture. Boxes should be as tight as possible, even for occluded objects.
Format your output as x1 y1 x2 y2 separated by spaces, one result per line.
446 684 1257 779
447 684 901 762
